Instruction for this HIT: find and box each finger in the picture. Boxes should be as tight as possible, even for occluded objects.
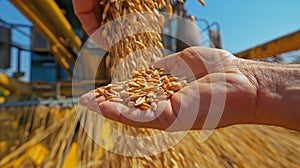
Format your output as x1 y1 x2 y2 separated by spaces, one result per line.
73 0 100 35
73 0 107 48
155 47 223 81
184 47 223 74
80 91 106 112
154 51 198 82
79 91 97 106
78 13 100 36
154 51 191 77
155 100 177 130
73 0 96 14
85 96 101 113
99 101 175 130
153 52 181 71
177 47 208 78
165 81 204 131
99 101 157 128
96 96 106 104
97 102 147 128
98 101 127 121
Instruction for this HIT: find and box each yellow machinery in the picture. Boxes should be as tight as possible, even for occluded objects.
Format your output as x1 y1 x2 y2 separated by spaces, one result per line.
9 0 82 77
235 29 300 59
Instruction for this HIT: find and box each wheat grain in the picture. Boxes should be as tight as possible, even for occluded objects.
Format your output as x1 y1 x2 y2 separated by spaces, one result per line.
95 67 186 110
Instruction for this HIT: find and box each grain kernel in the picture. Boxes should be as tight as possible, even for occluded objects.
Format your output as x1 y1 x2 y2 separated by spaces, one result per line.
128 81 140 87
135 97 146 106
96 88 106 95
108 98 124 103
168 76 177 82
168 4 173 17
143 86 155 92
128 101 135 107
147 78 159 83
198 0 206 6
151 102 157 111
119 91 133 98
139 103 151 110
129 94 141 101
171 84 181 92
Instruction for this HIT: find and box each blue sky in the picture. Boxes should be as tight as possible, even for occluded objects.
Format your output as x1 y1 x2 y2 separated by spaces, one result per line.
185 0 300 53
1 0 300 81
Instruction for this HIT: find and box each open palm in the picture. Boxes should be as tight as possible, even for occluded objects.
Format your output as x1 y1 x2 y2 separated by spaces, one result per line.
80 47 258 131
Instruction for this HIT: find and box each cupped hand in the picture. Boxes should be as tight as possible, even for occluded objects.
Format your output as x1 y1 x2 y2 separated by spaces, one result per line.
80 47 258 131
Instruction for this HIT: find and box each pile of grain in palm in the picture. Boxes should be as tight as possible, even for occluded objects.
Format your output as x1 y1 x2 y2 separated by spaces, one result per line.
94 67 186 110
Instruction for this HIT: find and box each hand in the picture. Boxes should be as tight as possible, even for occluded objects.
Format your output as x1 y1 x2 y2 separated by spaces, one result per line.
80 47 258 131
73 0 100 36
73 0 108 48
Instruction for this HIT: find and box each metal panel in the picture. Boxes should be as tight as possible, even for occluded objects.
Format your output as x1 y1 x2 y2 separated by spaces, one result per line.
176 18 201 52
0 26 11 69
9 0 77 77
209 29 222 49
31 28 50 52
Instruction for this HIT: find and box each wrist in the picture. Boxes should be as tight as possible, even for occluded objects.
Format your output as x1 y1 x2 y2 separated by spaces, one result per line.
237 59 300 130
